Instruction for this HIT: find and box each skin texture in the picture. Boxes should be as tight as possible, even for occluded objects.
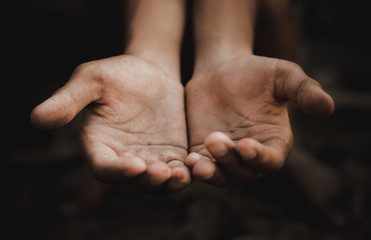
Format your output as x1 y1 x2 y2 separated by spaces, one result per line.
185 55 334 186
31 0 190 194
31 55 190 193
185 0 334 186
31 0 335 192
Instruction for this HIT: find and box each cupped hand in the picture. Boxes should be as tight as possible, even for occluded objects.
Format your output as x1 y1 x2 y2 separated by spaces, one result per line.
31 55 190 193
185 55 334 185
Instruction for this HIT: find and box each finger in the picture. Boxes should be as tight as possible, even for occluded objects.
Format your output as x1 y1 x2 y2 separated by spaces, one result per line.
166 160 192 192
235 137 288 174
276 62 334 117
185 152 205 168
204 132 258 182
192 158 227 186
31 63 101 129
186 152 227 186
138 161 172 190
85 143 147 183
110 162 172 195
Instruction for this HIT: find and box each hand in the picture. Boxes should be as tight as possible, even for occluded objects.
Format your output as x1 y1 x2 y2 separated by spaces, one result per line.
31 55 190 193
185 55 334 185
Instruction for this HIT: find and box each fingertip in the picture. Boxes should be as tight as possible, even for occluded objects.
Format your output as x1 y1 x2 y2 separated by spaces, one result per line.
193 159 227 186
205 132 234 157
167 165 192 191
235 138 285 174
204 131 231 145
122 156 147 178
30 105 45 128
193 159 215 180
30 104 53 129
236 138 258 161
319 91 335 117
298 84 335 117
253 142 286 174
207 142 228 157
146 162 172 186
94 155 148 183
185 152 203 168
30 99 74 129
172 170 186 181
168 160 191 182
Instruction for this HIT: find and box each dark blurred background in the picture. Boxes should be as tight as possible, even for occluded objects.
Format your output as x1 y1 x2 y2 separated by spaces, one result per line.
1 0 371 239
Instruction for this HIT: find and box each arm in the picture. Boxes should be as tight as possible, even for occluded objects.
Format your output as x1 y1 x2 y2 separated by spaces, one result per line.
31 0 190 193
185 0 334 185
124 0 185 77
193 0 256 73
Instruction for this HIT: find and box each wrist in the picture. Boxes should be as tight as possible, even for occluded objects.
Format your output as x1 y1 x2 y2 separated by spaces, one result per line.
194 43 253 75
192 0 256 75
123 0 185 79
125 40 181 79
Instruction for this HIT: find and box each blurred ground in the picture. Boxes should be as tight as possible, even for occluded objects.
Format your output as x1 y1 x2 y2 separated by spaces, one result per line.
1 0 371 239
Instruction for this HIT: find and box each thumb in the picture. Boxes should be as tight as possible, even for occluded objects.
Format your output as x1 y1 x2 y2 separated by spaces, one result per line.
31 65 101 129
276 62 335 117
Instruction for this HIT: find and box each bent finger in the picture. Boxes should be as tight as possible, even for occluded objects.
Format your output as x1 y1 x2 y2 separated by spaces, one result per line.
166 160 192 192
135 161 172 192
236 137 289 174
193 158 227 186
205 132 258 182
84 142 147 183
110 162 172 195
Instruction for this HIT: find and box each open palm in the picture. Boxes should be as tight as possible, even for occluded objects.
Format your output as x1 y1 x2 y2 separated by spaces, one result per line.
31 55 190 192
185 55 334 185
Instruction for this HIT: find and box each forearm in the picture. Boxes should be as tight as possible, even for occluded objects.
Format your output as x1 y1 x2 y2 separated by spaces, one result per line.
193 0 256 73
124 0 185 76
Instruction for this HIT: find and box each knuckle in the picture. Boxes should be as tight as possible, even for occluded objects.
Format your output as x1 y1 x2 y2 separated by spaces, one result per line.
282 60 302 72
275 60 304 80
74 62 91 74
73 61 99 79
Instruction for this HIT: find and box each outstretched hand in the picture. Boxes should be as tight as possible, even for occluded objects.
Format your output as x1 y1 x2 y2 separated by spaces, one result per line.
185 55 334 185
31 55 191 193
